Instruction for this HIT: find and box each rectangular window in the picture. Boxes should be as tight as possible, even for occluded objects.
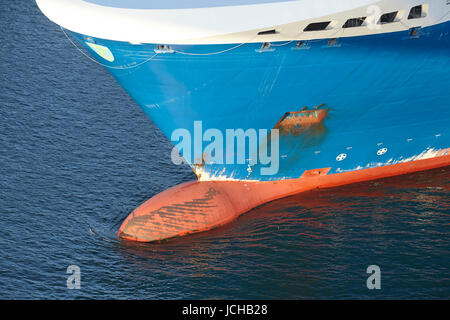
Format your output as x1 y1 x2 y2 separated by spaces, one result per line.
304 21 331 32
258 29 277 35
379 12 398 24
342 17 366 28
408 5 424 19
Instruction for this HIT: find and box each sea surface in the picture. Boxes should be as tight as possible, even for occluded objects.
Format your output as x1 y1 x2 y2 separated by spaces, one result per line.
0 1 449 299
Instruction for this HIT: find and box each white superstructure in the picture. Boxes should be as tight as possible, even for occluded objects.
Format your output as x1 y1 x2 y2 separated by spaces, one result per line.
36 0 449 44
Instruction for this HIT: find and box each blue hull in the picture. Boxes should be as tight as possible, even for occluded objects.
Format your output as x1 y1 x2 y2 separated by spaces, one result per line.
70 21 450 181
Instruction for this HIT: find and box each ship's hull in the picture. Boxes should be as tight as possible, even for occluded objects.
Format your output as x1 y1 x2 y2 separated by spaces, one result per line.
35 0 450 241
69 21 450 182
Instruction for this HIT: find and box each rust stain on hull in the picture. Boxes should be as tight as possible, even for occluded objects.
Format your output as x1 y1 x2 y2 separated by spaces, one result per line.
274 104 329 135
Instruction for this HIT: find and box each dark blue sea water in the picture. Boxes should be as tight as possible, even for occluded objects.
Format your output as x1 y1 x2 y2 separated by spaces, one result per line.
0 1 449 299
